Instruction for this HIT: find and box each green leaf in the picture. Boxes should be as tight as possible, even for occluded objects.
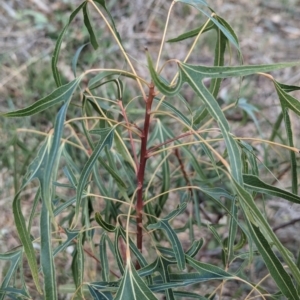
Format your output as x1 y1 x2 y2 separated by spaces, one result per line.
52 3 85 86
174 0 208 7
147 52 182 96
186 255 234 280
40 201 57 299
114 262 158 300
88 285 113 299
1 78 81 117
148 203 187 270
99 233 110 282
180 61 300 79
274 81 299 194
12 191 42 294
76 127 115 221
83 3 98 50
53 229 80 257
249 224 298 299
73 233 84 298
243 174 300 204
167 19 214 43
175 1 239 50
93 0 123 45
72 43 89 77
232 179 300 285
95 213 116 232
0 250 23 300
179 63 243 183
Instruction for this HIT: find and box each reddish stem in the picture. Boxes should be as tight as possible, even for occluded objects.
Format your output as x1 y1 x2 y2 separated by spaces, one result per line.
136 83 155 254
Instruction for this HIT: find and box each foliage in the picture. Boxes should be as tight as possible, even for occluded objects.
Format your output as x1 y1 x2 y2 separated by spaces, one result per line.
1 0 300 299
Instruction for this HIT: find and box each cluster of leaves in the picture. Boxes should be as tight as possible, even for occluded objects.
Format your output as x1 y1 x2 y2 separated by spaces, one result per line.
1 0 300 299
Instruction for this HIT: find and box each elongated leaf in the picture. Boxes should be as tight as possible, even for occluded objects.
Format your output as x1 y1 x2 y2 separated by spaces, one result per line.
1 78 81 117
186 255 234 280
147 52 182 96
93 0 123 44
40 201 57 299
180 61 300 79
249 224 298 299
152 121 170 217
154 98 191 127
227 196 238 264
99 234 109 281
174 0 208 7
72 43 89 77
175 1 238 49
76 127 115 220
274 81 299 194
243 174 300 204
73 233 84 298
179 64 243 183
12 191 42 294
83 3 98 49
53 229 80 257
232 179 300 285
52 3 85 86
167 19 214 43
148 203 187 270
0 250 23 300
95 213 116 232
88 285 113 300
115 262 157 300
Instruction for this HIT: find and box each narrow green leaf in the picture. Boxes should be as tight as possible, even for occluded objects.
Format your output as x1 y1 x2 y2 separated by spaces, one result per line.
179 64 243 183
1 78 81 117
52 3 85 86
249 224 298 299
209 19 227 98
276 82 300 93
186 255 234 280
175 1 238 49
243 174 300 204
274 81 299 194
173 291 209 299
167 20 214 43
83 3 98 49
151 121 170 217
147 52 182 96
72 43 89 77
174 0 208 7
148 203 187 270
93 0 123 45
12 191 42 294
232 179 300 285
227 196 238 264
154 98 192 126
40 201 57 299
186 239 204 257
0 250 23 300
73 233 84 298
180 61 300 79
100 233 109 282
88 285 113 299
115 263 158 300
53 229 80 257
76 127 115 220
95 213 116 232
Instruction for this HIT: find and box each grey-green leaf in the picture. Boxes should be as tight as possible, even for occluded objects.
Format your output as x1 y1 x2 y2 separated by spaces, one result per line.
114 263 158 300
